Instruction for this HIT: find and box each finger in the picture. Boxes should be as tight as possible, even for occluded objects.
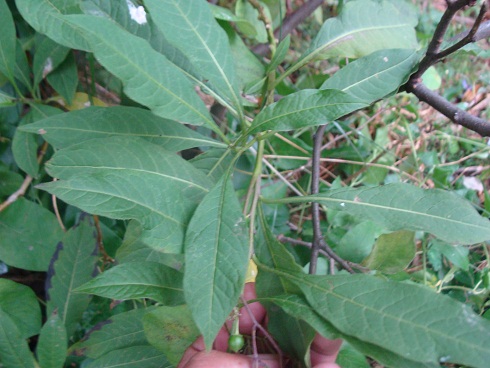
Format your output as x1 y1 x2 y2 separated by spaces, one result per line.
178 336 205 368
310 334 342 366
181 351 281 368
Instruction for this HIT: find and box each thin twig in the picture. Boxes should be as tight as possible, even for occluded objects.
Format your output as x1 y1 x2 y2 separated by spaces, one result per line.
406 82 490 136
278 235 357 273
253 0 324 56
0 141 49 212
309 125 326 275
240 296 283 367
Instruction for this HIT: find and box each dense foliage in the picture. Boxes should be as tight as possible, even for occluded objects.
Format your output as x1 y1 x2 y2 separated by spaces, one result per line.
1 0 490 367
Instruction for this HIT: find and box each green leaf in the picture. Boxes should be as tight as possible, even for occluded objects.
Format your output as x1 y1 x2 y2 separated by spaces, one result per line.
184 176 249 348
363 230 416 273
46 216 99 337
0 165 23 196
260 294 439 368
255 208 313 364
46 52 78 105
284 0 418 81
115 222 184 269
77 307 156 359
0 279 41 339
430 240 470 271
32 35 70 86
267 35 290 73
143 305 200 366
145 0 242 114
190 148 234 183
85 345 172 368
64 14 215 127
0 309 36 368
288 272 490 367
0 89 16 107
75 262 184 305
321 49 420 103
268 183 490 244
20 106 225 151
0 0 16 81
249 89 366 133
0 198 64 271
337 221 383 263
14 39 32 90
36 311 67 368
16 0 89 51
38 136 212 251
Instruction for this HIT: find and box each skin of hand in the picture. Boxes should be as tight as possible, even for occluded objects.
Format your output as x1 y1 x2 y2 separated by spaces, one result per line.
178 283 342 368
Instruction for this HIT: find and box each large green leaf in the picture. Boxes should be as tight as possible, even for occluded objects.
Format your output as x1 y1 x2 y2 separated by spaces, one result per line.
80 0 237 117
145 0 242 115
38 136 212 251
184 176 249 348
36 311 67 368
249 89 367 133
75 262 184 305
0 198 64 271
287 271 490 367
85 346 172 368
20 106 225 151
0 0 16 81
262 294 439 368
0 279 41 339
281 0 418 81
321 49 420 103
76 307 156 359
0 309 36 368
63 15 215 128
46 216 99 337
268 183 490 244
143 305 200 366
15 0 90 51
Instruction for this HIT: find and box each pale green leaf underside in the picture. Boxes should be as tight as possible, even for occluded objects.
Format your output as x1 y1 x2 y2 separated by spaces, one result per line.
292 272 490 367
145 0 242 114
64 14 214 127
321 49 420 103
249 89 367 133
19 106 225 151
38 136 212 252
16 0 90 51
184 177 249 348
75 262 184 305
272 183 490 244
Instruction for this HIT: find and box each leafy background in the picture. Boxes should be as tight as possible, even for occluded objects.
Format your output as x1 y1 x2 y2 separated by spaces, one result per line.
1 0 490 367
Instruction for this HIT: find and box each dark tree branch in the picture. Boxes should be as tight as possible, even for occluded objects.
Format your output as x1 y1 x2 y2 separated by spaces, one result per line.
415 0 483 78
406 81 490 136
253 0 324 56
404 1 490 136
278 235 355 273
309 125 326 275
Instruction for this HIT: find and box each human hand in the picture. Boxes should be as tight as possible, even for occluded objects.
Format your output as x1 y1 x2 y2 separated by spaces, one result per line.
178 283 342 368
